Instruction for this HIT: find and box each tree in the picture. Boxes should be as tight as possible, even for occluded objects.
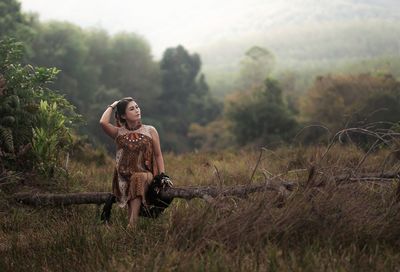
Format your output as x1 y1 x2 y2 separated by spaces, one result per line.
302 74 400 133
238 46 275 91
158 45 221 151
227 78 297 146
26 23 161 150
102 33 161 114
0 0 25 39
160 45 201 107
29 21 90 111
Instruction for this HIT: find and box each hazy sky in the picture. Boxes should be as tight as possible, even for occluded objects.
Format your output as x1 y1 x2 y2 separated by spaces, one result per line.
19 0 270 57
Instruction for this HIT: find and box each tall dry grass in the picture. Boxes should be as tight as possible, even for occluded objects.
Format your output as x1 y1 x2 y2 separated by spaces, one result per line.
1 144 400 271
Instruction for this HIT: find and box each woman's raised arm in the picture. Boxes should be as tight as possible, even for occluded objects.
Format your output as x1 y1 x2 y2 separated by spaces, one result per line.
99 101 119 139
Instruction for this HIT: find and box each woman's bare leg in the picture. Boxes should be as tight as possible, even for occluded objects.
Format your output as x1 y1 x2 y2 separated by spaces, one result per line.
127 201 132 222
127 172 152 227
128 197 142 227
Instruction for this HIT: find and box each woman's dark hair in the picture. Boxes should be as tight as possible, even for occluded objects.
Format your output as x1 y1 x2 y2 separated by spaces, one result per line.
115 97 134 126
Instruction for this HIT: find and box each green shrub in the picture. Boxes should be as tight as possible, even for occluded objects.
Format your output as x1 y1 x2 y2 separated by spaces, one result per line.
0 38 80 177
227 78 298 146
31 100 73 177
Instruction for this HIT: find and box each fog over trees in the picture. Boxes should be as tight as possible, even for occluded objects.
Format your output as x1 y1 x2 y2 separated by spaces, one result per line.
1 0 400 153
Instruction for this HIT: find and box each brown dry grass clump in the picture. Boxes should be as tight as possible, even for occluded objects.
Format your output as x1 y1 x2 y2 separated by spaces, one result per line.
167 182 400 251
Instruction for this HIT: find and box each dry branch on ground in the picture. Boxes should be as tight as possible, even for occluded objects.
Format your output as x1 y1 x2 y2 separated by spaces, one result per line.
12 171 400 207
13 181 290 206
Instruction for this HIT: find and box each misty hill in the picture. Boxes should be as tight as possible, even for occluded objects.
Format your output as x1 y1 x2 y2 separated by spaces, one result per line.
195 0 400 95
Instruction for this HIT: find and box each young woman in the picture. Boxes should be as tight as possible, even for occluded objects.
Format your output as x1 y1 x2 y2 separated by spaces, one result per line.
99 97 167 227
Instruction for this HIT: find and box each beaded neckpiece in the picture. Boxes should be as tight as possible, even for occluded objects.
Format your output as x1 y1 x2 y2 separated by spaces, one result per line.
125 122 142 131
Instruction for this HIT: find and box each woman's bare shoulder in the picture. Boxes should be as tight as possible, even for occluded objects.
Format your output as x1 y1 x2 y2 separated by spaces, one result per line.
144 124 157 131
142 125 158 138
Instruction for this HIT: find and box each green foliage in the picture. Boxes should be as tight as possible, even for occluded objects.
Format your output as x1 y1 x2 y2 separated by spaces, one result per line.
227 78 298 146
159 45 222 151
0 38 61 155
32 100 73 177
4 0 400 153
0 0 24 39
0 93 18 153
3 12 222 153
0 39 37 157
0 38 80 176
160 45 201 102
28 22 89 109
103 33 161 111
0 0 36 47
27 23 161 149
0 126 13 153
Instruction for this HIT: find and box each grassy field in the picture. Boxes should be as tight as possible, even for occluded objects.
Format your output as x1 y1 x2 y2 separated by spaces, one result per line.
1 145 400 271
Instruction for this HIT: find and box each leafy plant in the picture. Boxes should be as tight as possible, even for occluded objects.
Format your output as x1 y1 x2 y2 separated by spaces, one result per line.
0 38 37 164
31 100 73 177
0 38 80 177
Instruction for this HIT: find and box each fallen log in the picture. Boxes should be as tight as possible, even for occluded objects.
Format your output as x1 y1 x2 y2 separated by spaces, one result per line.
14 182 290 207
12 171 400 223
14 192 114 206
13 171 400 207
160 182 291 200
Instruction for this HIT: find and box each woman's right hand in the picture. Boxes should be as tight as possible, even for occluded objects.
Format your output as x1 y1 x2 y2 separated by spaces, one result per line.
110 100 119 109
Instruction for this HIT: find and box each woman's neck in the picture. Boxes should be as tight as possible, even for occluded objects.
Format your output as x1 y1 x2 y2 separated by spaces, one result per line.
125 120 142 131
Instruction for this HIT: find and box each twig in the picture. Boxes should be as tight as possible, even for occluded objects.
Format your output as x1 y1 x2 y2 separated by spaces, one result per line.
354 139 381 173
213 165 223 189
248 148 264 184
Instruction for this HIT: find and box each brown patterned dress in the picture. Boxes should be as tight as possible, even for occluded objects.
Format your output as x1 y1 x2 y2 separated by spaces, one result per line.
112 125 158 208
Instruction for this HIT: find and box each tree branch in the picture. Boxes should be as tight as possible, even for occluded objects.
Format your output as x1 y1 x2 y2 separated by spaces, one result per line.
12 171 400 207
14 182 290 207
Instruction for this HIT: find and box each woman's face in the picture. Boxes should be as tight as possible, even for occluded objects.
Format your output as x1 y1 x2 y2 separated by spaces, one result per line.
122 101 141 122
